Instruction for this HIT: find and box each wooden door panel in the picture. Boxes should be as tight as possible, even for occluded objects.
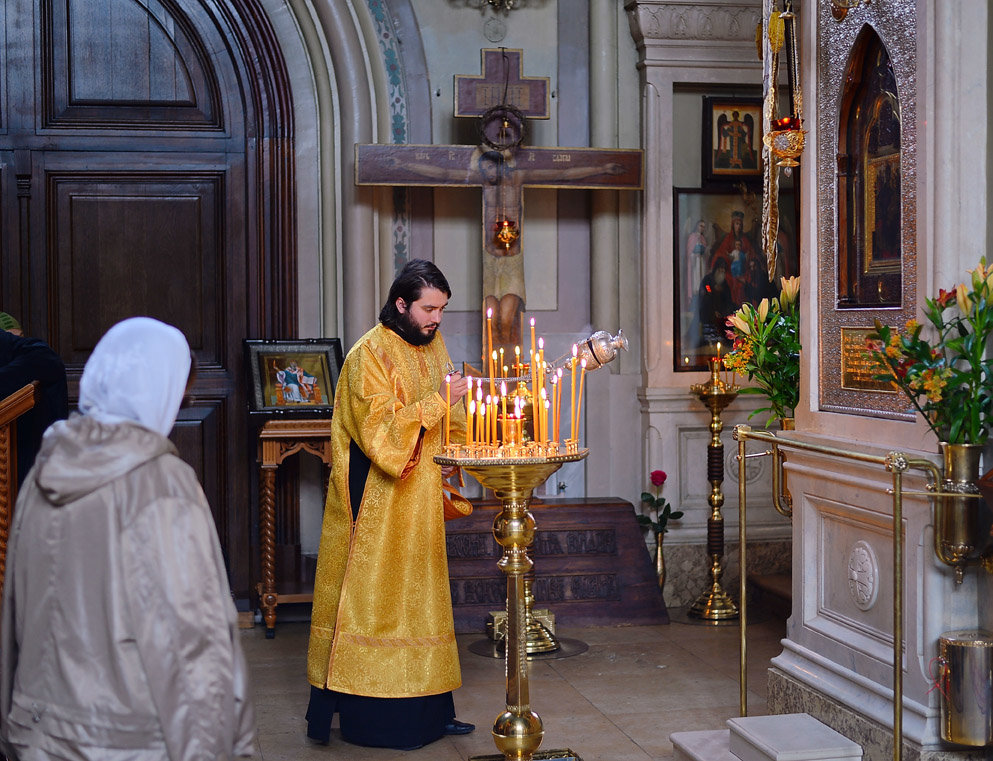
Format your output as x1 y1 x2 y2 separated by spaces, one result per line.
46 165 222 364
44 0 220 128
173 399 227 545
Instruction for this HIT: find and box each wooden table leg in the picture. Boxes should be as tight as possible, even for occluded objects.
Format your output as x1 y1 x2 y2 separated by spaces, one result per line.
259 464 278 638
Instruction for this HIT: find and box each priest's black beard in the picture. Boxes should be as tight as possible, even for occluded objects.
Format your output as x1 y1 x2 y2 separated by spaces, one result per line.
391 309 437 346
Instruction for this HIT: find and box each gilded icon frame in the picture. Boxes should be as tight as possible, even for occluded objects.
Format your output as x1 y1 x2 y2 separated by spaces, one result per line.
702 96 764 185
245 338 344 418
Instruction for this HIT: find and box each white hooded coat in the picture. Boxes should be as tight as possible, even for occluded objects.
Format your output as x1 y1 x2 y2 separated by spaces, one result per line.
0 318 254 760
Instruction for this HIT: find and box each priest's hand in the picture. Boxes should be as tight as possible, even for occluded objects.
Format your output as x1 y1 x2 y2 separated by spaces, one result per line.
445 371 470 403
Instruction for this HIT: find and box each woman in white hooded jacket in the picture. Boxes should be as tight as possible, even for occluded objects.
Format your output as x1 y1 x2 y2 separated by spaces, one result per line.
0 317 255 760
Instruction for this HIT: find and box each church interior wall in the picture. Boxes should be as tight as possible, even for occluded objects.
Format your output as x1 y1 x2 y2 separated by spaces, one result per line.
759 2 993 757
259 0 804 607
277 0 797 605
250 2 993 755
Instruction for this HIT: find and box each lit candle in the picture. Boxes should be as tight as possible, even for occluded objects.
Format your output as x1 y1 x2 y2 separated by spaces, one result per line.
556 367 563 442
467 399 475 447
529 317 536 361
529 317 536 388
516 396 524 444
445 374 451 447
570 344 578 441
515 345 521 377
550 372 559 443
465 376 472 446
499 347 505 379
539 387 548 443
490 350 498 398
576 358 587 442
538 337 545 396
476 381 484 445
485 394 492 446
492 396 498 444
486 307 494 371
501 381 508 444
544 398 551 448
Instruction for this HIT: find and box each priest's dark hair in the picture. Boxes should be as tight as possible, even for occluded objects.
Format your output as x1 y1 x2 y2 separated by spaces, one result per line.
379 259 452 329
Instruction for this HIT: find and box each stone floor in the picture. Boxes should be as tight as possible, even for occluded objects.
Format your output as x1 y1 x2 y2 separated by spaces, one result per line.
243 608 787 761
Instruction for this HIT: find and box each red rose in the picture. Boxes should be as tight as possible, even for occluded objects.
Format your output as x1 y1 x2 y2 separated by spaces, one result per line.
650 470 667 487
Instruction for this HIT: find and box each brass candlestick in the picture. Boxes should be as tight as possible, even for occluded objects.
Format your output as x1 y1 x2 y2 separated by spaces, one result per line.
688 356 740 622
435 450 587 761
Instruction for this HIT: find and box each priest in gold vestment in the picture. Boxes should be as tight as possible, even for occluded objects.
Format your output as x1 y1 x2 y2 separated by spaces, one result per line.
306 259 473 750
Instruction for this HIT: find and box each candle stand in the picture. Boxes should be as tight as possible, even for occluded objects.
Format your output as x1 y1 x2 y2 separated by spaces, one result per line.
688 357 740 622
436 449 587 761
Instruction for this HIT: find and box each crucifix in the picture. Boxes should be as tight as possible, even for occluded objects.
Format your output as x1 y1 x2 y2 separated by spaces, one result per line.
355 48 643 348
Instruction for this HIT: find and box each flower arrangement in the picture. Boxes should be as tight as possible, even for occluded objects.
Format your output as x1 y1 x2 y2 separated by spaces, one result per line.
722 276 801 425
636 470 683 535
865 258 993 445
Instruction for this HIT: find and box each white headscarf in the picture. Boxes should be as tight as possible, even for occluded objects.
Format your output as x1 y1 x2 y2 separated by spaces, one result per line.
79 317 192 437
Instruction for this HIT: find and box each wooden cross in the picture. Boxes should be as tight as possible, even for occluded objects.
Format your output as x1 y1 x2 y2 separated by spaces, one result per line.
356 49 643 347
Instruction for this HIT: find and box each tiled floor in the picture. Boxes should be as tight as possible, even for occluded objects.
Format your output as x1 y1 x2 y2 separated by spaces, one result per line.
243 608 787 761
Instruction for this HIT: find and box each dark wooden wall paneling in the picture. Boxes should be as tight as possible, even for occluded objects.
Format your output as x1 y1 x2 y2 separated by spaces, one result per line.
0 0 296 601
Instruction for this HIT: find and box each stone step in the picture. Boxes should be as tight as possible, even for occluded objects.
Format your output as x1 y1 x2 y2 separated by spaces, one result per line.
672 729 736 761
672 714 862 761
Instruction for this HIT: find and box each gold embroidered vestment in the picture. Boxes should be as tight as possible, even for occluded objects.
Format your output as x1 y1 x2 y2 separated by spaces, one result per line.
307 324 465 697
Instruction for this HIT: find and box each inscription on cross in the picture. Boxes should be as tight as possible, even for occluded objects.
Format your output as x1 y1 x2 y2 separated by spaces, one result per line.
454 48 549 119
355 49 643 347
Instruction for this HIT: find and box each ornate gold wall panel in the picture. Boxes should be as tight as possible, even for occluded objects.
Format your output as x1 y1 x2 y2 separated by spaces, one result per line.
816 0 918 419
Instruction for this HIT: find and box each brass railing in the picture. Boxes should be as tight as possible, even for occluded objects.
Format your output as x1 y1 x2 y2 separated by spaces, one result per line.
732 424 955 761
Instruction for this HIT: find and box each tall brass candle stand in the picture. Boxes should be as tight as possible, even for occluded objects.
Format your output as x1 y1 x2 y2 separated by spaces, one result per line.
436 450 587 761
688 356 740 622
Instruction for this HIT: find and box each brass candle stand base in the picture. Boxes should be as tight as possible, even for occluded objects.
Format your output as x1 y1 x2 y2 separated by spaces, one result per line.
471 751 582 761
687 579 740 621
436 450 588 761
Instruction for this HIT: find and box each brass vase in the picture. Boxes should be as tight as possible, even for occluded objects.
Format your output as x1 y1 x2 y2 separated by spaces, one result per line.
654 531 666 595
938 442 984 578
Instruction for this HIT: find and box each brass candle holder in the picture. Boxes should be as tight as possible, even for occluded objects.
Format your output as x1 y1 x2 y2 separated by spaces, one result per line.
688 356 740 622
435 450 587 761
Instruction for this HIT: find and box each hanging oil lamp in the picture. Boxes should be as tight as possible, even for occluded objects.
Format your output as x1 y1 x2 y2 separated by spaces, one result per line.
494 217 519 250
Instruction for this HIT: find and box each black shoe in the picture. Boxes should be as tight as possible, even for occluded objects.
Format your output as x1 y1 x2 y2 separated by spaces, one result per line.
443 719 475 735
